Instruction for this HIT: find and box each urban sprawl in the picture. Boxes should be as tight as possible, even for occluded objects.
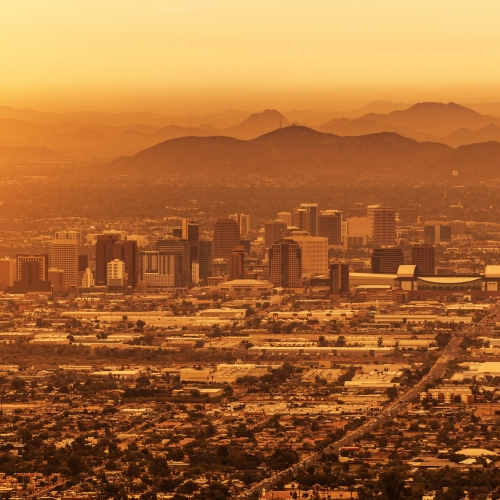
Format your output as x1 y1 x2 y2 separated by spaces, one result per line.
2 204 500 500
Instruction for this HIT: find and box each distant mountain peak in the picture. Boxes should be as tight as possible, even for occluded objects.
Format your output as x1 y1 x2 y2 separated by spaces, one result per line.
245 109 289 122
222 109 291 139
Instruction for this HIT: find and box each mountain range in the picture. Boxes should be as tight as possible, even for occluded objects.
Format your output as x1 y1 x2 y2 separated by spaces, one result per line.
106 126 498 184
3 102 500 176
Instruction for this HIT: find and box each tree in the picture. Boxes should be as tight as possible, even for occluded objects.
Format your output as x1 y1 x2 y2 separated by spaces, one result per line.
11 378 25 391
135 320 146 331
336 335 346 347
136 376 150 387
194 482 230 500
127 463 141 478
178 481 199 495
387 386 398 401
380 468 404 500
67 455 85 476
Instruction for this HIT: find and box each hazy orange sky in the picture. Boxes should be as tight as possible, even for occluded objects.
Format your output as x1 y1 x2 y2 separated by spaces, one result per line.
2 0 500 113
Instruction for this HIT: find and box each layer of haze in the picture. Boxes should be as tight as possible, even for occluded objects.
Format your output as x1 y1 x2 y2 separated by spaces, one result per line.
2 0 500 113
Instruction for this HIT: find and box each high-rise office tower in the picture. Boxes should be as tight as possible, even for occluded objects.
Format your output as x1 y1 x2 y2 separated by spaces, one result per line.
213 218 240 260
412 244 435 276
368 205 396 247
229 246 246 280
187 223 199 266
78 254 89 286
371 248 405 274
0 258 16 291
48 268 65 293
269 240 302 287
424 224 452 244
173 218 199 269
291 208 309 234
239 239 251 255
16 254 49 284
265 220 287 249
330 261 350 295
95 235 138 288
12 255 51 293
95 235 117 286
345 217 373 248
156 238 190 287
277 212 292 227
199 238 213 282
139 251 175 290
229 214 250 237
285 236 329 276
78 254 89 272
51 236 79 287
318 210 343 245
300 203 318 236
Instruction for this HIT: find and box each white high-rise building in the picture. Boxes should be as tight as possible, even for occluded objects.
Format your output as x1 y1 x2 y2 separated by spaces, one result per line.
81 268 95 287
107 259 127 287
285 236 328 276
55 230 79 241
51 237 78 287
191 262 200 284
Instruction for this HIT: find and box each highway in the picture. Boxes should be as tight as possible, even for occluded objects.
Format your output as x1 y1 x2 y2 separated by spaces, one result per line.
239 334 462 499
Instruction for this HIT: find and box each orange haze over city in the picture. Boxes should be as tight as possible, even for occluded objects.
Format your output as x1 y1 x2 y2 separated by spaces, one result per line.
2 0 500 114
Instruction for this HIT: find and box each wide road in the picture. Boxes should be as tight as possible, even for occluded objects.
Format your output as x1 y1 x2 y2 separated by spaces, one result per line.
239 335 462 499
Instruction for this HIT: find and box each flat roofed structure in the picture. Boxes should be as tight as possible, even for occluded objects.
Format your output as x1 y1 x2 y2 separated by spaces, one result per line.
268 310 354 321
198 308 247 319
91 370 142 381
218 279 274 297
463 362 500 378
485 265 500 278
456 448 497 457
350 272 396 286
248 346 393 356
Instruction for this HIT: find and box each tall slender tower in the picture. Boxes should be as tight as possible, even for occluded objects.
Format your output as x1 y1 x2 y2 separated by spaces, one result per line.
300 203 318 236
95 234 138 288
213 218 240 260
368 205 396 247
412 244 435 276
269 240 302 287
199 238 213 282
318 210 343 245
51 233 79 287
